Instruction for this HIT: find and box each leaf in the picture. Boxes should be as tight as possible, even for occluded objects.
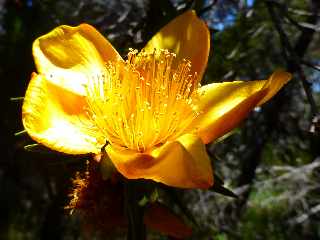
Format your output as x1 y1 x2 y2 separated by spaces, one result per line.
23 143 69 156
210 175 238 198
150 188 159 202
99 152 116 180
144 202 192 239
165 188 198 227
138 188 159 207
139 196 149 207
14 130 27 136
214 128 240 143
214 173 224 185
10 97 24 101
23 143 54 153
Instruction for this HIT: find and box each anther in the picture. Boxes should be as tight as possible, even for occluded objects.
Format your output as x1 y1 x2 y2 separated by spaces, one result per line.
84 48 201 151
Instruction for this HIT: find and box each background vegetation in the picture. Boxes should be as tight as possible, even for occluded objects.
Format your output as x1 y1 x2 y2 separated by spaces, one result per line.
0 0 319 239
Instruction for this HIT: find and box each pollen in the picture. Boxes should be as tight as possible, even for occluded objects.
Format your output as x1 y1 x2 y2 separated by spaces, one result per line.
85 49 201 152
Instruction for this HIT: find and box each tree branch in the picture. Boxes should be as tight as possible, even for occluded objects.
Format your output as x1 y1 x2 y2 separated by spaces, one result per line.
266 0 319 116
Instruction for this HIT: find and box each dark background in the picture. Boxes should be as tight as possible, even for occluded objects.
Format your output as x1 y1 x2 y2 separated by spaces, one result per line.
0 0 319 239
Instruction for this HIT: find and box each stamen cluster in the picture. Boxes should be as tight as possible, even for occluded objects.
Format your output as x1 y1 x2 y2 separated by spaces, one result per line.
85 49 201 152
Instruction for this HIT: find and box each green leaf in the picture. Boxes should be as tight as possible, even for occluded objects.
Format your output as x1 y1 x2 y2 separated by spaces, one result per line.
23 143 65 155
214 173 224 186
214 128 240 143
14 130 27 136
23 143 53 153
10 97 24 101
150 188 159 202
99 152 116 180
138 188 159 207
138 196 149 207
165 188 198 227
210 176 238 198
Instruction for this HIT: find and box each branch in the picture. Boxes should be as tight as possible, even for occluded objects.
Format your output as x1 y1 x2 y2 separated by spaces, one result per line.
301 60 320 72
266 0 319 116
289 203 320 225
198 0 218 16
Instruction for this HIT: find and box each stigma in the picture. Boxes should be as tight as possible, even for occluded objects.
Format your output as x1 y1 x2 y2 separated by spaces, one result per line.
85 49 201 152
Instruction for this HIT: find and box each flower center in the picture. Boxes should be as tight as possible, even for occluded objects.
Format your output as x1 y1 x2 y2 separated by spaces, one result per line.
85 49 201 152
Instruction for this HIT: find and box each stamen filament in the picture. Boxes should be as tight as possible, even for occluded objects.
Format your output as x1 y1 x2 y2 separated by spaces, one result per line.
85 49 201 152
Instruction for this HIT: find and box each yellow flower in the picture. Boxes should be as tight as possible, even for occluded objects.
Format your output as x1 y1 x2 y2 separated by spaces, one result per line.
22 11 291 189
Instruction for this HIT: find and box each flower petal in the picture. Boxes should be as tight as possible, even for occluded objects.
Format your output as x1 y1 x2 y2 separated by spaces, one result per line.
22 73 101 154
194 71 292 143
106 134 213 189
143 10 210 82
33 24 122 95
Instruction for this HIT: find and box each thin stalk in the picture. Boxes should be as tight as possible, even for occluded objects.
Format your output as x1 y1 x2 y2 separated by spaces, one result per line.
124 180 146 240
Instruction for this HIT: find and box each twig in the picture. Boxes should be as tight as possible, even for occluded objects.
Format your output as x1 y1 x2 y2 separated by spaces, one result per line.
255 157 320 187
198 0 218 16
289 203 320 224
266 1 319 116
288 7 320 17
301 60 320 72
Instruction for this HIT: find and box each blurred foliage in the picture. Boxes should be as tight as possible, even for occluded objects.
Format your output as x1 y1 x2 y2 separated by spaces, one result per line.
0 0 320 239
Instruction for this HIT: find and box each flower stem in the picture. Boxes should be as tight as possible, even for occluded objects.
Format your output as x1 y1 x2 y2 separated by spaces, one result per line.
124 180 146 240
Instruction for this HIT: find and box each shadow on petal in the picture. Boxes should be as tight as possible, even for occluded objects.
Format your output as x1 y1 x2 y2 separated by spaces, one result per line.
106 134 213 189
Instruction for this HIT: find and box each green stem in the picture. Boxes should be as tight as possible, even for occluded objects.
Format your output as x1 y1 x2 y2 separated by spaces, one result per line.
124 180 146 240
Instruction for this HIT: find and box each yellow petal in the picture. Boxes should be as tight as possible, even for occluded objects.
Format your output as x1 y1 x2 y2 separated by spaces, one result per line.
22 73 101 154
33 24 122 95
143 10 210 82
106 134 213 189
194 71 292 143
